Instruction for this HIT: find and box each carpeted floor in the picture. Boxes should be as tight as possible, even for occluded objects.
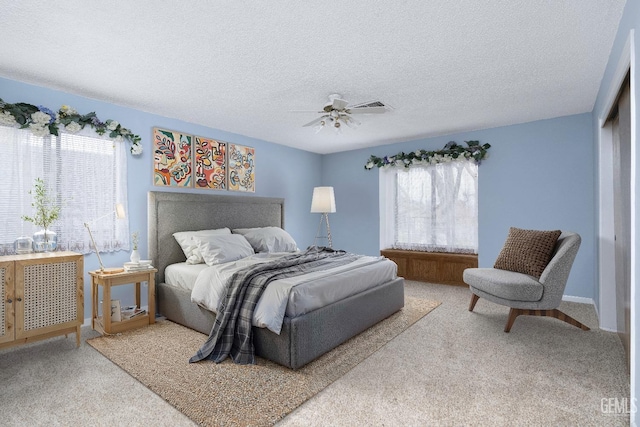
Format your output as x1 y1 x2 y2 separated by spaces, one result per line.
86 296 439 427
280 281 630 426
0 281 630 426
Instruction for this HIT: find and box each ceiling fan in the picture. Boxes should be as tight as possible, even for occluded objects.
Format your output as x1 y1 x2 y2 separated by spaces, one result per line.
300 94 392 133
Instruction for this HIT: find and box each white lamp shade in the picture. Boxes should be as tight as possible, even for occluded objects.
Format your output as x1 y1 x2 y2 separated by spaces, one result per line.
310 186 336 213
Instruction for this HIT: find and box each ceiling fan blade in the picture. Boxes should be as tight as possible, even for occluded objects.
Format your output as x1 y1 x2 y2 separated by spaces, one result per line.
302 116 328 127
347 106 387 114
332 98 349 110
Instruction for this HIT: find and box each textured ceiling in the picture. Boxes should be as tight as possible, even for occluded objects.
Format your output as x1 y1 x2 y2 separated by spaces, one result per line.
0 1 626 154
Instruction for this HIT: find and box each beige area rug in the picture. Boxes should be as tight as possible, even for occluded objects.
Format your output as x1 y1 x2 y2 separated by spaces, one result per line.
87 296 439 427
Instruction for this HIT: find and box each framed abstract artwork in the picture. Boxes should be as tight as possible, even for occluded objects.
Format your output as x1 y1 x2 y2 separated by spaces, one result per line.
228 144 255 193
153 128 193 187
194 136 226 190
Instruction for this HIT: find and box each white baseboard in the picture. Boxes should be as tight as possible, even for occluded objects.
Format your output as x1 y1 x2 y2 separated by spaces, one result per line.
562 295 594 305
561 295 621 332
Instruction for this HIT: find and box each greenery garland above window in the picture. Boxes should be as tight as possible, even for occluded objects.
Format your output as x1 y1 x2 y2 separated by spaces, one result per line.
364 140 490 170
0 98 142 155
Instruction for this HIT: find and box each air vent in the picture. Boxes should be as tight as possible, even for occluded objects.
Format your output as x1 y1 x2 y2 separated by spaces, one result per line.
351 101 386 108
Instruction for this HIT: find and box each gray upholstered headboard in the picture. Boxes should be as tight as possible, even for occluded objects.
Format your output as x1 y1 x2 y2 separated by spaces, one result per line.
148 191 285 284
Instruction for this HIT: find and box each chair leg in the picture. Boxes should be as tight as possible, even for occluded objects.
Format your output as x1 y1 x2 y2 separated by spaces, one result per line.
503 308 590 332
469 293 480 312
504 308 520 332
547 309 590 331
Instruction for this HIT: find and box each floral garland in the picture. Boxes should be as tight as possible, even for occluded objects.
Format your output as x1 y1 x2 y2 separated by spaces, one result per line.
0 98 142 155
364 140 490 170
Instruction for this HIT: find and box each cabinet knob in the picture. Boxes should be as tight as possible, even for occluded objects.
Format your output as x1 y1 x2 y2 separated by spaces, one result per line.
16 297 22 302
6 299 11 303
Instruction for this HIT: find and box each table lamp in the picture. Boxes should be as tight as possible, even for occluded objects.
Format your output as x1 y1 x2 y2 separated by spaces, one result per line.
84 203 126 274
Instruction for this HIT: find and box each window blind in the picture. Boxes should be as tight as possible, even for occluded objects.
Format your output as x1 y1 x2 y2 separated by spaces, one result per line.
379 159 478 254
0 126 129 255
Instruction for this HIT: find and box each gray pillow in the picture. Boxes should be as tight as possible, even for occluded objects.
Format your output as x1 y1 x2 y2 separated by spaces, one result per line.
196 234 255 265
172 228 231 264
232 227 298 253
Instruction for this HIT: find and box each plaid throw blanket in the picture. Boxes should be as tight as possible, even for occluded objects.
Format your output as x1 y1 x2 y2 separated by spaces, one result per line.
189 247 360 365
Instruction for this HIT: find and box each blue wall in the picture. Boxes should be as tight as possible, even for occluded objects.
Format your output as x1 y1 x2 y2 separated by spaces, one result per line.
0 77 322 316
0 78 597 309
322 113 595 299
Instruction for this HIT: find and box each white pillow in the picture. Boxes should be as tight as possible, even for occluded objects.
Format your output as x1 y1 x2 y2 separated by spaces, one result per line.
196 234 255 266
232 227 298 253
173 228 231 263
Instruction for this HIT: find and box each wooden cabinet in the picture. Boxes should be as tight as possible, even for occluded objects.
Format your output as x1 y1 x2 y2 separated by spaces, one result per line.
0 260 15 346
0 251 83 350
381 249 477 286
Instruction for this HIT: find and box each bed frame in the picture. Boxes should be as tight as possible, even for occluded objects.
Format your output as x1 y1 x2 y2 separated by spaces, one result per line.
148 191 405 369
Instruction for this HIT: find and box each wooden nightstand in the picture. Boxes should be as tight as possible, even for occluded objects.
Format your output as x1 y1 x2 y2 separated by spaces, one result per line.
90 268 157 335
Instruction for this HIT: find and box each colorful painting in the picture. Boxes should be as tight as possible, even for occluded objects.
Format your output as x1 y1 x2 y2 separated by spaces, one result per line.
153 128 192 187
228 144 255 193
194 136 226 190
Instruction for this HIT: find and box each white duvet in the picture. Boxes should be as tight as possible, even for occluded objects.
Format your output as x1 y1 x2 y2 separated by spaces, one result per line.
190 252 397 334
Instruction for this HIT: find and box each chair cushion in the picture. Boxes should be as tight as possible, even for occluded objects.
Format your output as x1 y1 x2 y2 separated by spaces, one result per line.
493 227 561 279
463 268 544 302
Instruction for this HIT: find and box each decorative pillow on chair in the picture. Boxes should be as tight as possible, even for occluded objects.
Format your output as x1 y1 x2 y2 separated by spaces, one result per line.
493 227 562 279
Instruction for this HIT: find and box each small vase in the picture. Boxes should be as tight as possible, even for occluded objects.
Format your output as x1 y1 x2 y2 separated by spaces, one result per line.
32 229 57 252
14 236 34 254
130 249 141 263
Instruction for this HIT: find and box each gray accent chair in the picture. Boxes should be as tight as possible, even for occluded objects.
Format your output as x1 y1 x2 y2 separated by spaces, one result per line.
463 231 589 332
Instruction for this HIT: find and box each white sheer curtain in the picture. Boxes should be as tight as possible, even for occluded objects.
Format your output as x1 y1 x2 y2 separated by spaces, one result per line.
0 125 129 255
379 159 478 254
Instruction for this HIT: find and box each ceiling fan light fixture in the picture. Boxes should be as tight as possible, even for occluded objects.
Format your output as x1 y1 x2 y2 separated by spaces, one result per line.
343 115 360 129
303 94 386 133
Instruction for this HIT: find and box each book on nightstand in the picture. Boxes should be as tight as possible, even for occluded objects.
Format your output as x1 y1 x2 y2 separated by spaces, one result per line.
110 300 122 322
120 305 137 319
123 308 147 320
123 260 154 272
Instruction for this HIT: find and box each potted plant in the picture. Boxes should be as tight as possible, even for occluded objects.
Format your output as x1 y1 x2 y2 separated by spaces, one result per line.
21 178 60 252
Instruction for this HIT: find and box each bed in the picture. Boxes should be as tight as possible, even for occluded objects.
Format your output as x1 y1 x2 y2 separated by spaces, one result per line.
148 191 405 369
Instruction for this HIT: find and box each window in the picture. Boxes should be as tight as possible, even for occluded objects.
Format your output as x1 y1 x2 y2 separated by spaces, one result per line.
0 126 129 255
380 159 478 254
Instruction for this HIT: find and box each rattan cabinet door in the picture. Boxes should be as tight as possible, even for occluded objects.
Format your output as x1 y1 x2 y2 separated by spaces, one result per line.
15 256 82 340
0 261 14 344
